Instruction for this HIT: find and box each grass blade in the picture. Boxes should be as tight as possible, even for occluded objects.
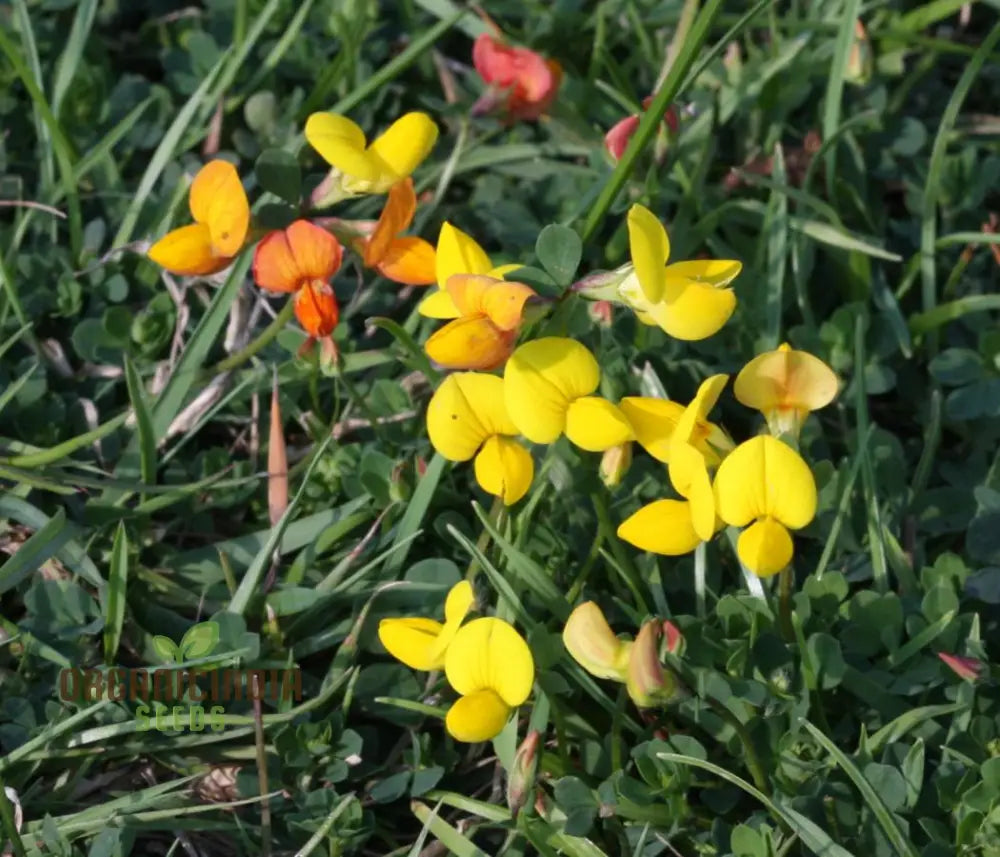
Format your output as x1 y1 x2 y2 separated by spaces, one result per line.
123 355 157 488
102 522 129 665
800 720 920 857
381 453 446 576
822 0 863 198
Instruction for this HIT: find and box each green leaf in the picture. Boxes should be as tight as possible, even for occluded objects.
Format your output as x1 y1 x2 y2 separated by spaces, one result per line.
255 148 302 205
535 224 583 286
806 632 847 690
102 522 129 665
179 621 220 660
552 777 598 837
152 635 179 663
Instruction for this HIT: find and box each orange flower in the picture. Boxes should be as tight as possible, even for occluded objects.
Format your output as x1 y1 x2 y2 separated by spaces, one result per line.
359 178 436 285
604 98 679 162
148 160 250 276
424 274 535 370
253 220 343 339
471 33 561 122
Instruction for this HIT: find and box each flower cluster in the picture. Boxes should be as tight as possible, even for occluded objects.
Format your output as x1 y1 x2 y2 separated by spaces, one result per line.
377 581 535 742
148 111 440 353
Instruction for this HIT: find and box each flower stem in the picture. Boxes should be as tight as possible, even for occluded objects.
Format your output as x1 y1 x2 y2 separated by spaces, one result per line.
778 565 794 642
210 299 296 376
466 495 506 584
706 696 769 793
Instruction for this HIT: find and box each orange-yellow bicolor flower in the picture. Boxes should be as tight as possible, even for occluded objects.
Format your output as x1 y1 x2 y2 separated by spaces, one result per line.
444 617 534 742
713 435 818 577
471 33 562 122
253 220 343 339
358 178 436 285
418 222 521 319
426 372 534 505
377 581 474 671
618 376 731 555
424 275 535 371
305 111 438 198
148 160 250 276
734 343 839 438
563 602 682 709
503 337 634 452
619 204 741 340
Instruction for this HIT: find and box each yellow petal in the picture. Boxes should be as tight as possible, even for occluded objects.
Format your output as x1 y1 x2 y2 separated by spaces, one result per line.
619 397 686 463
734 345 839 415
737 518 793 577
378 617 447 670
668 442 716 541
512 338 601 401
562 602 632 681
479 281 535 331
426 580 476 664
627 204 670 303
474 436 534 505
368 112 439 186
664 259 742 288
304 113 378 186
564 397 634 452
436 222 493 288
655 277 737 341
617 499 701 555
418 289 462 319
445 617 534 706
671 374 728 451
188 160 249 256
714 435 817 529
425 373 492 460
445 688 512 743
148 223 228 276
425 317 514 371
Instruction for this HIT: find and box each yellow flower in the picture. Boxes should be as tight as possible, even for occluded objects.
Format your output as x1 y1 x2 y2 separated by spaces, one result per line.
734 343 839 438
426 372 534 505
503 337 634 452
423 275 536 371
444 617 534 742
148 160 250 276
563 603 684 709
562 602 633 681
377 581 474 671
418 222 521 319
619 204 740 340
305 111 438 199
618 375 730 554
619 396 732 465
713 435 817 577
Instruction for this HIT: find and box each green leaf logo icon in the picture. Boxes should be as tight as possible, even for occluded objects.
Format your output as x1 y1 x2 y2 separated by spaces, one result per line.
180 621 220 661
152 635 181 663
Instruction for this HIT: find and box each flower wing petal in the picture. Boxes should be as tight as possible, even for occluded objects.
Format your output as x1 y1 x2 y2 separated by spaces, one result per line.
617 499 701 556
436 222 493 288
149 224 225 276
444 617 534 706
377 237 437 285
474 436 534 505
425 316 515 371
304 112 378 184
627 204 670 303
365 178 417 266
425 373 491 461
368 112 439 184
564 397 634 452
445 688 512 743
378 617 447 670
737 518 793 578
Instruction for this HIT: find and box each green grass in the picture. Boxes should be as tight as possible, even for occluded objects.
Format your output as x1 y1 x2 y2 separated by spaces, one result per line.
1 1 1000 856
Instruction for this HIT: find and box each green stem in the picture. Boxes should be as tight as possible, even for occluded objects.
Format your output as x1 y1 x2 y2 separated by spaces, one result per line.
778 565 794 642
705 697 769 793
210 299 296 376
465 495 506 584
579 0 724 244
591 490 650 614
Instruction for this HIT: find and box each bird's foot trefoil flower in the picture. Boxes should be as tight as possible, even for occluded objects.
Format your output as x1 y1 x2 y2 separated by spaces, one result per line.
424 275 537 371
734 343 839 440
252 219 344 341
714 435 818 577
305 111 439 205
503 337 634 452
358 178 436 285
444 617 535 742
148 160 250 276
427 372 534 504
472 33 561 122
377 581 475 671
